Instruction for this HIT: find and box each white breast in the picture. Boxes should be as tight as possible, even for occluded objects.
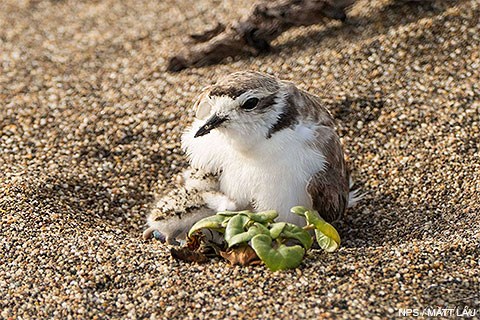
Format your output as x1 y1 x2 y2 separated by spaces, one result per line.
182 121 326 226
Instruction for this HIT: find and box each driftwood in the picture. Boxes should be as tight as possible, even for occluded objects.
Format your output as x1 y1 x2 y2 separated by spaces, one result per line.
167 0 356 72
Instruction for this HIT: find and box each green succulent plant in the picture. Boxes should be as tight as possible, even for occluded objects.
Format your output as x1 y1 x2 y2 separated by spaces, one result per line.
187 206 341 271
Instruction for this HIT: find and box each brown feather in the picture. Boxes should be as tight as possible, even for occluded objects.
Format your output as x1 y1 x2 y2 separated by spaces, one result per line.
284 84 350 223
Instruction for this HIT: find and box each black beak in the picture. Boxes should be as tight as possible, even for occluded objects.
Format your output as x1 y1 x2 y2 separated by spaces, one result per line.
194 114 228 138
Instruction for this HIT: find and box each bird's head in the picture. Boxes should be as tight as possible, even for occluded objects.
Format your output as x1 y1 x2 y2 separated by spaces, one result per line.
192 71 291 147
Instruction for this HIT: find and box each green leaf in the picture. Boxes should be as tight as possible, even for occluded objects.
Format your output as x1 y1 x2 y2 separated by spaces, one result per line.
269 222 286 239
224 214 251 246
251 234 305 271
217 210 251 217
315 229 339 252
216 211 250 228
290 206 341 251
291 206 325 227
290 206 309 217
246 210 278 223
280 224 313 250
188 215 227 237
227 231 254 248
220 216 233 228
227 223 270 248
250 222 271 236
315 221 340 247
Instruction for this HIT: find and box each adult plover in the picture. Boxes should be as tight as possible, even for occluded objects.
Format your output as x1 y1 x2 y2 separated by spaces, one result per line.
144 71 359 244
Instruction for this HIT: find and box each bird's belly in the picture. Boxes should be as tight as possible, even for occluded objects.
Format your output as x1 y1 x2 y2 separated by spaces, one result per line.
219 147 324 226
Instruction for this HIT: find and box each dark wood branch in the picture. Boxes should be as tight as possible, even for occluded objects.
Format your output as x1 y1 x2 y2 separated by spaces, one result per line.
167 0 356 72
189 23 226 43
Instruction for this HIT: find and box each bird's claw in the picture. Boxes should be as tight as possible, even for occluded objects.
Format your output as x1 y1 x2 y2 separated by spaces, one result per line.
143 227 182 245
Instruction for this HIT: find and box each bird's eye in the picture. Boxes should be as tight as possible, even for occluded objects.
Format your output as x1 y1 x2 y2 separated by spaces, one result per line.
241 97 259 110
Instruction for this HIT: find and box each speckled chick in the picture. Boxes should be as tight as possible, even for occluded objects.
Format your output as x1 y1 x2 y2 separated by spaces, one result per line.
143 168 237 244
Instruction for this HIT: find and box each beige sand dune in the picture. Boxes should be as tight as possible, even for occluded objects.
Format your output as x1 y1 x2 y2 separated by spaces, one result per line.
1 0 478 318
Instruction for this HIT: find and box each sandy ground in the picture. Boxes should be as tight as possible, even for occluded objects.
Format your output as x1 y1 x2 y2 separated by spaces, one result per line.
1 0 479 318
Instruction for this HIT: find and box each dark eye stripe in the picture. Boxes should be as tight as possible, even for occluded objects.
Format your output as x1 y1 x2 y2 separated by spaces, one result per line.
255 93 277 111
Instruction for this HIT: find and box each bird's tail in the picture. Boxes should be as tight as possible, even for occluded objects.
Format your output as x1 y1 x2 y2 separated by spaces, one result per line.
347 177 364 208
